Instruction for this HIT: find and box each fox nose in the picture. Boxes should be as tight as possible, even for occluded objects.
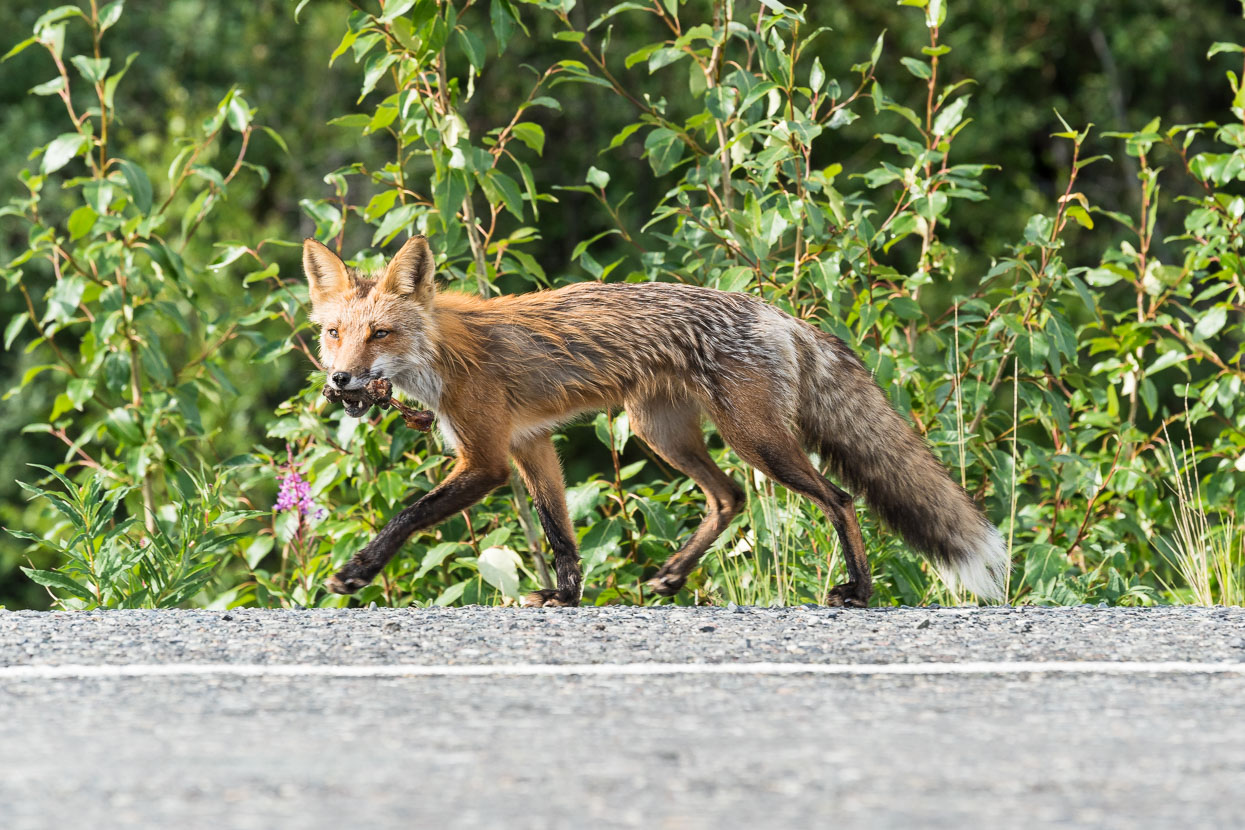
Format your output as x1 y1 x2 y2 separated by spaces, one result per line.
331 371 351 388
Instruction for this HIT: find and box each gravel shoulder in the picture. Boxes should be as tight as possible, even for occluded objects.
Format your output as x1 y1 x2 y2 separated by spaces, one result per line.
2 605 1244 666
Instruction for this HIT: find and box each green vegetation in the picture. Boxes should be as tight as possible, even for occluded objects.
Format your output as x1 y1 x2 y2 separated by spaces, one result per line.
2 0 1243 610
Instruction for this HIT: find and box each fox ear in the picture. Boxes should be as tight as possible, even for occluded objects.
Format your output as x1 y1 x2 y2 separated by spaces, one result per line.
380 235 435 303
303 239 351 308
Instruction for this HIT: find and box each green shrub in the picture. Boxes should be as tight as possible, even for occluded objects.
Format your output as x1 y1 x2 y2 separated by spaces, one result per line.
4 0 1243 608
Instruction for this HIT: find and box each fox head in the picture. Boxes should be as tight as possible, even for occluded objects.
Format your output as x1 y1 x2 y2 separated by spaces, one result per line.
303 235 438 394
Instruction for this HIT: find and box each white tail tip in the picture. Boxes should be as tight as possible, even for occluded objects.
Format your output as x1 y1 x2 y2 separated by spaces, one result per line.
941 523 1010 602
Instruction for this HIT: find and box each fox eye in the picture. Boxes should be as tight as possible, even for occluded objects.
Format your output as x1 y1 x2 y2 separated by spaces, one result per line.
373 329 389 339
326 328 339 339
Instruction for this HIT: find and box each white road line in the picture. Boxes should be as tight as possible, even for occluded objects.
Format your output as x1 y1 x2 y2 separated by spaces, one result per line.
0 661 1243 680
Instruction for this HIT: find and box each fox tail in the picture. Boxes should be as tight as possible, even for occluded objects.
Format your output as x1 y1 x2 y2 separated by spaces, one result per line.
801 333 1010 600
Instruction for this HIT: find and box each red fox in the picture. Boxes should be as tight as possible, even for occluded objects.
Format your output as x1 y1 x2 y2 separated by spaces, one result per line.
305 235 1009 607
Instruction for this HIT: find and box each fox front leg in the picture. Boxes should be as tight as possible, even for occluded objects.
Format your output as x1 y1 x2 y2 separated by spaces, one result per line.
511 435 582 608
326 461 509 594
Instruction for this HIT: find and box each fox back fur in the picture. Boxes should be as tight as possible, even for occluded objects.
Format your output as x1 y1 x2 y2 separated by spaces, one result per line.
306 235 1009 607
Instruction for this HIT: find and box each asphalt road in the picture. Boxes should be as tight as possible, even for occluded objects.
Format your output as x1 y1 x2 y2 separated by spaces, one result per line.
3 606 1244 829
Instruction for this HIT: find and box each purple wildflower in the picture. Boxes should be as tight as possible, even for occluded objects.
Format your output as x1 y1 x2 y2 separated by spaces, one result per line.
275 471 316 516
275 445 319 518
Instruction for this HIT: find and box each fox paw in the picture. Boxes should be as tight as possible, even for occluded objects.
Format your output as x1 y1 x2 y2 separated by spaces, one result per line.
646 573 687 597
326 572 371 595
825 583 869 608
521 589 578 608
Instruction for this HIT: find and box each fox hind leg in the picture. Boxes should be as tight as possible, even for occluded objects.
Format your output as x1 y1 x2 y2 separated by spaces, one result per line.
709 404 873 608
627 395 745 598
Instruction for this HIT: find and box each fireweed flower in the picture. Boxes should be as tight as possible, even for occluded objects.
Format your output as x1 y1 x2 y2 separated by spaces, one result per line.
275 451 320 518
275 471 315 515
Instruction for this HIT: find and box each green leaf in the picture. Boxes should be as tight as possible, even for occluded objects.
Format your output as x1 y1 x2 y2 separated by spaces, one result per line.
456 27 487 72
208 245 250 271
635 497 678 543
21 568 95 602
4 313 28 351
1022 544 1065 590
491 0 522 45
301 198 343 240
900 57 931 80
1023 213 1054 246
42 133 90 174
379 0 416 22
43 275 86 324
643 127 684 177
706 86 736 121
566 481 605 522
809 56 825 92
35 5 85 31
377 470 406 506
1208 42 1245 58
933 95 969 136
115 158 152 213
67 205 98 240
67 377 95 410
434 580 469 607
102 52 139 110
30 77 66 96
371 202 419 246
1065 205 1093 229
485 169 524 220
364 189 398 221
261 125 289 154
226 91 254 131
511 122 545 156
1193 306 1227 341
571 229 621 261
70 55 111 84
607 122 644 150
648 47 685 73
358 53 398 102
1145 349 1185 377
3 38 38 62
477 545 523 600
98 0 124 31
586 166 610 189
19 365 55 390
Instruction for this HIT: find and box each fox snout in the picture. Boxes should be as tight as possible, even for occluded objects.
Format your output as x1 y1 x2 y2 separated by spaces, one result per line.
326 368 376 391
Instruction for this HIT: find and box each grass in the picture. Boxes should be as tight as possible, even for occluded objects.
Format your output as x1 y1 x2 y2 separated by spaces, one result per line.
1156 426 1245 606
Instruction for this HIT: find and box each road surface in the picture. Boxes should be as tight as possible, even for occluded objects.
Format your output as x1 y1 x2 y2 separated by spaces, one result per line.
2 605 1244 828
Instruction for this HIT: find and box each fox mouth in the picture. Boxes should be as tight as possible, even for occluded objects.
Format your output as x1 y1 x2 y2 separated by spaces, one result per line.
327 370 385 417
341 396 370 417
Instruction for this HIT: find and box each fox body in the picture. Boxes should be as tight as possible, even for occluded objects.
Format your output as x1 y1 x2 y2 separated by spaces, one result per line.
305 236 1008 606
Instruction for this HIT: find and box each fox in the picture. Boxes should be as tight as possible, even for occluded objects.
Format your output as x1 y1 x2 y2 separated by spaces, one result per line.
305 234 1009 607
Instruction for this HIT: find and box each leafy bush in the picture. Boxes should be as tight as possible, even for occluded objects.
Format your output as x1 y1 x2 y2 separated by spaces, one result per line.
3 0 1243 608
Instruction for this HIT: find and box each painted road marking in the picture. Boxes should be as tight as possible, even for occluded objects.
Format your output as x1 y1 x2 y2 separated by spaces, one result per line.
0 661 1243 680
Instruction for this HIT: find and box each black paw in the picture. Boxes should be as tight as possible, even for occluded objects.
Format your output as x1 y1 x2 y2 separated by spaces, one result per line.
825 583 870 608
326 572 371 594
521 589 579 607
646 572 687 597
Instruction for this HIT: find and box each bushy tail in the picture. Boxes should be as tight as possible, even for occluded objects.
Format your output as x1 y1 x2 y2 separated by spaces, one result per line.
803 335 1010 600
